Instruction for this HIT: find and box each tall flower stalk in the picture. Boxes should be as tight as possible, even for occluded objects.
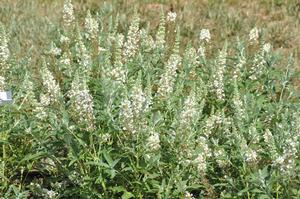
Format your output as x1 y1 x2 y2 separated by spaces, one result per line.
68 73 95 132
0 23 10 73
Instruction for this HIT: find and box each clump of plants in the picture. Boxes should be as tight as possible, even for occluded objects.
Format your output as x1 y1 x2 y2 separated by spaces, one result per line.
1 0 300 198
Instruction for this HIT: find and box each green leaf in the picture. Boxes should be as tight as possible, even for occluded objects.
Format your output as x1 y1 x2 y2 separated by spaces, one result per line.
122 192 134 199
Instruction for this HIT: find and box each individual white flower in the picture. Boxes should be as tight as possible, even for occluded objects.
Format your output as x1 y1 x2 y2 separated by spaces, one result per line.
197 46 206 59
184 191 196 199
49 42 61 56
166 11 177 22
249 27 259 42
45 189 58 199
197 136 212 158
249 125 259 144
60 34 70 44
34 104 48 120
146 130 160 151
263 129 273 144
0 75 5 90
215 148 228 168
199 29 211 42
101 133 111 143
63 0 75 27
263 43 271 53
245 149 257 163
84 10 99 40
194 154 206 173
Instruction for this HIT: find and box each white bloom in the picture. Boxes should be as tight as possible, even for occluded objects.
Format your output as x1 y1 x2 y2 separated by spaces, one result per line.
131 81 147 117
166 11 177 22
233 44 246 79
184 191 196 199
84 10 99 40
233 83 245 120
46 189 58 199
263 129 273 144
0 75 5 90
179 90 198 131
49 42 61 56
249 27 259 42
197 136 211 158
109 67 126 83
194 154 206 173
215 148 228 168
140 29 155 52
157 54 181 98
69 74 95 132
75 35 92 74
147 130 160 151
249 47 266 80
63 0 75 27
120 97 135 133
197 46 206 59
41 65 62 105
245 149 257 163
199 29 211 42
60 34 70 44
263 43 271 53
0 23 10 70
123 14 140 60
213 47 227 101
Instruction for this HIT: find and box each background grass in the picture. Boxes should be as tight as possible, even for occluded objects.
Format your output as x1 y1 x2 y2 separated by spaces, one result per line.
0 0 299 67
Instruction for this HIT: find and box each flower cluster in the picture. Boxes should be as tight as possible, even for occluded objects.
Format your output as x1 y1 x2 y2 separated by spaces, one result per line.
40 64 62 105
166 11 177 22
75 34 92 75
63 0 75 27
199 28 211 43
249 27 259 42
84 10 99 40
0 23 10 72
179 90 198 131
122 14 140 61
119 96 135 133
249 46 267 80
157 54 181 98
146 129 160 151
212 47 227 101
155 13 166 51
68 73 95 132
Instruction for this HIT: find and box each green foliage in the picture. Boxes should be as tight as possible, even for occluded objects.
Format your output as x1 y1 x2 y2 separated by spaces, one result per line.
1 1 300 198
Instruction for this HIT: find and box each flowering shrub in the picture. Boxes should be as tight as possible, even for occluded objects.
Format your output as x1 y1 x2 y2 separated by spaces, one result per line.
1 1 300 198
